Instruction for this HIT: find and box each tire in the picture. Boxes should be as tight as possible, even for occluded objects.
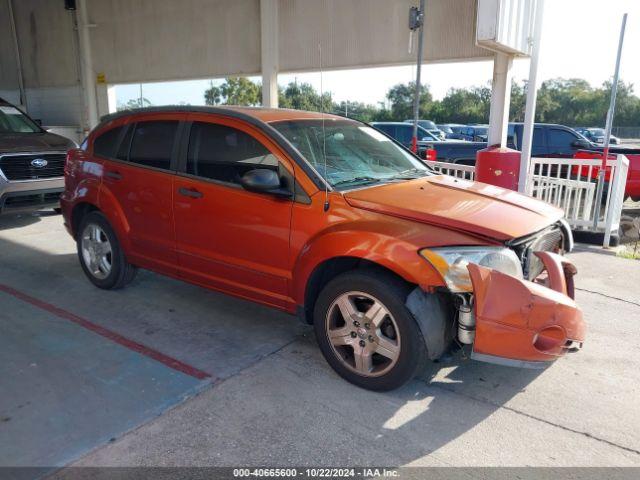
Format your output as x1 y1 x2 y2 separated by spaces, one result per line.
313 270 427 391
77 211 137 290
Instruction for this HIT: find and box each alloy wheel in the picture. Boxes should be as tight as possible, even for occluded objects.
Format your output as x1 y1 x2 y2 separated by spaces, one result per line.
81 223 113 280
325 291 401 377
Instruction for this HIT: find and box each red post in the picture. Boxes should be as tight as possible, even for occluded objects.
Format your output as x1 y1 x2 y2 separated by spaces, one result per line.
475 146 521 191
411 136 418 154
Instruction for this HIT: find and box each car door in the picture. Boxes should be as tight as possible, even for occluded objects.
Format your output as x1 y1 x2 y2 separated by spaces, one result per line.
375 124 396 141
396 124 413 147
173 115 295 308
547 127 580 157
530 127 548 156
99 115 184 274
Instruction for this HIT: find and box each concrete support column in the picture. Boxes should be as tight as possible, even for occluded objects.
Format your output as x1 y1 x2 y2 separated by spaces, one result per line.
487 52 514 147
96 84 117 118
76 0 99 130
260 0 279 108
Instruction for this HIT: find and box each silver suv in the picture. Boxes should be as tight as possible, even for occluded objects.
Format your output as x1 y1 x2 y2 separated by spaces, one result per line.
0 99 76 215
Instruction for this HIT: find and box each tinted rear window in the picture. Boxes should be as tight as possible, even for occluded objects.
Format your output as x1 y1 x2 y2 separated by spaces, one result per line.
128 121 178 170
93 126 124 158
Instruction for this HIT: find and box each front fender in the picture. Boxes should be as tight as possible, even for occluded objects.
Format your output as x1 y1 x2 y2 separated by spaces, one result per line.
290 228 445 305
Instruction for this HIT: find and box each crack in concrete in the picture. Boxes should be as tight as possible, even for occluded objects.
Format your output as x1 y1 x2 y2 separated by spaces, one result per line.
575 287 640 308
429 382 640 457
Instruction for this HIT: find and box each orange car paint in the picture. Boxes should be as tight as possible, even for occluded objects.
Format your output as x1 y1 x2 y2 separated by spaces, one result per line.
468 252 585 364
61 106 586 367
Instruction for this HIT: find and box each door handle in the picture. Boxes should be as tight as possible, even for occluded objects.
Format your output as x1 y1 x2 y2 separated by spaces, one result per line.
105 171 122 180
178 187 203 199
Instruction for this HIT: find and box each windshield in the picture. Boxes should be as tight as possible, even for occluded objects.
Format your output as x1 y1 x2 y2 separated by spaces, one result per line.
418 126 439 141
588 128 605 136
438 125 453 134
272 119 431 190
0 105 42 134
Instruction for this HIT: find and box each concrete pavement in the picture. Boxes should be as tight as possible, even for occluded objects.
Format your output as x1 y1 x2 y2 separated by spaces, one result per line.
0 212 638 471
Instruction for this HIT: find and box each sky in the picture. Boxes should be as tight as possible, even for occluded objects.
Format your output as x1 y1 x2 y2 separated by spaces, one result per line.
115 0 640 108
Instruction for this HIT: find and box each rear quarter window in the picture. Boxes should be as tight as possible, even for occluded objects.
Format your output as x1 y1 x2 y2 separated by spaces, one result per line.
128 121 179 170
93 126 124 158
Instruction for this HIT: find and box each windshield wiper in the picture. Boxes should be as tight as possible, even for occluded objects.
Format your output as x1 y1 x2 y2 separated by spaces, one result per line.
332 176 383 187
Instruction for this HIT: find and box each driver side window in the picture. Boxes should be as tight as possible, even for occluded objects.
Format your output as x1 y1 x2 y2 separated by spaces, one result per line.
186 122 278 185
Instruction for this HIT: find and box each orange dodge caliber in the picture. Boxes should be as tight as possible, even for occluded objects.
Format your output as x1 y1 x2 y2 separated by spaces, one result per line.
61 107 585 391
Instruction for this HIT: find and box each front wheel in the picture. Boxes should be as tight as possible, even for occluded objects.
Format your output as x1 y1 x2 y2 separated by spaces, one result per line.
77 211 137 289
313 270 427 391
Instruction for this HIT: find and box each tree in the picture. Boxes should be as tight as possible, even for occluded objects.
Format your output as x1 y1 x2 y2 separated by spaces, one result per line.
199 76 640 128
436 85 491 124
385 82 433 121
117 97 152 111
203 77 261 106
279 82 332 112
332 100 380 123
204 82 222 105
509 81 526 122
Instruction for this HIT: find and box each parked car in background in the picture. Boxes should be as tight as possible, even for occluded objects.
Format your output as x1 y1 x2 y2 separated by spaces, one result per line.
370 122 440 158
459 125 489 142
423 122 640 200
0 97 76 215
403 119 445 140
575 127 620 145
438 123 466 140
61 106 584 391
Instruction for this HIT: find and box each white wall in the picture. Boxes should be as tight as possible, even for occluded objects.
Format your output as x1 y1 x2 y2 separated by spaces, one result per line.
24 86 83 125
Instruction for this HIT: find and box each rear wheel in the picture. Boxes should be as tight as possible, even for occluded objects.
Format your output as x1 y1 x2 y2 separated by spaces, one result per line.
77 211 137 289
313 270 426 391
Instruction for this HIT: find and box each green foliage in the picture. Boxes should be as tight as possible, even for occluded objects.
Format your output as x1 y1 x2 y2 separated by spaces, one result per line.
204 77 261 106
435 85 491 124
279 82 333 112
117 97 152 111
384 81 433 121
202 76 640 128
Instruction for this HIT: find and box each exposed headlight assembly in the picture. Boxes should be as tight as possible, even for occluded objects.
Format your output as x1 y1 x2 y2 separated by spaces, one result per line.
420 246 524 292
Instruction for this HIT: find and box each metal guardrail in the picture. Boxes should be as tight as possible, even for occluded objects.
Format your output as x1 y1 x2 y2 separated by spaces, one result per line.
425 155 630 247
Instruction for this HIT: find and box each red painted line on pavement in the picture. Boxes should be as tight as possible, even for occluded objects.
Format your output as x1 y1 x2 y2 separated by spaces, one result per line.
0 283 213 381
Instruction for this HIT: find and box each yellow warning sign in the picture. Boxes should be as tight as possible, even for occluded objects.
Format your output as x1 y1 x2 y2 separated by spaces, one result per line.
96 73 106 84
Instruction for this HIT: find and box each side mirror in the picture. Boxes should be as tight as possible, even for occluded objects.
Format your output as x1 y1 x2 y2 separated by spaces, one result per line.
572 139 591 149
240 168 291 198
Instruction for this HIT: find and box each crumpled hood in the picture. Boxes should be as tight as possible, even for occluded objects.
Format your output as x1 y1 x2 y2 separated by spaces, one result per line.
0 132 75 154
343 175 564 241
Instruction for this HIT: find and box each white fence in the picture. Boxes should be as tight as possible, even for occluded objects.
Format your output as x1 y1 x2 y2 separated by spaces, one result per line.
424 160 476 181
425 155 629 247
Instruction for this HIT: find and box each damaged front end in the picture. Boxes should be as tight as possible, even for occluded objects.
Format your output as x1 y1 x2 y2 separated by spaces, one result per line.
463 251 585 368
418 222 586 368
